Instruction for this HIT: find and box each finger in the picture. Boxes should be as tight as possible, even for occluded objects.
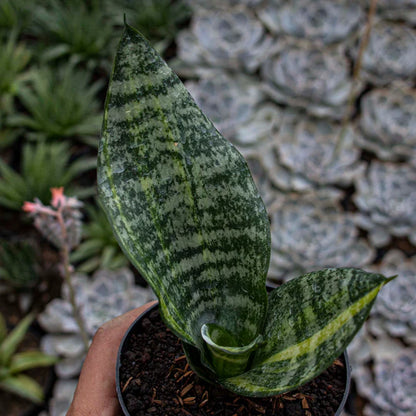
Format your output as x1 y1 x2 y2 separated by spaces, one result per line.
67 301 158 416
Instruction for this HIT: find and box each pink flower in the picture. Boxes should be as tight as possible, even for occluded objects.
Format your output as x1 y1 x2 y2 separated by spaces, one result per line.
51 187 65 208
22 201 40 213
22 199 57 216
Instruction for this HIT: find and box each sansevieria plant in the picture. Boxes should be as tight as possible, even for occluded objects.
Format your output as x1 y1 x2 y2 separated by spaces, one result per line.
98 23 395 397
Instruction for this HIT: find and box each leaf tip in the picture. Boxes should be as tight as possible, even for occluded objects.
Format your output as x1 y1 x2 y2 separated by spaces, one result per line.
385 274 398 284
123 13 127 26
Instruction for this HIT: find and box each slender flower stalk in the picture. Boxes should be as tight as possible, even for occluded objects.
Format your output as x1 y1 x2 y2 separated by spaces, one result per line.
23 187 89 351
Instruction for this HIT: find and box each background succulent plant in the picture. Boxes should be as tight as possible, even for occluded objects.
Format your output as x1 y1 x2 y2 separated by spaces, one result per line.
32 0 114 70
38 268 154 379
348 333 416 416
268 192 374 282
0 109 21 149
186 72 264 141
363 348 416 416
8 65 103 143
39 379 78 416
258 0 364 46
0 142 95 210
0 240 39 290
357 21 416 85
367 250 416 345
108 0 191 54
261 45 355 119
261 113 364 191
354 162 416 247
231 104 284 159
368 0 416 24
0 313 57 403
186 0 264 9
0 0 35 37
70 202 129 273
175 9 276 75
0 34 31 114
358 86 416 161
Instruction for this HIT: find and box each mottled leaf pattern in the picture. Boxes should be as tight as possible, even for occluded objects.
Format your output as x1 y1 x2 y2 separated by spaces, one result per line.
221 269 392 396
98 24 270 347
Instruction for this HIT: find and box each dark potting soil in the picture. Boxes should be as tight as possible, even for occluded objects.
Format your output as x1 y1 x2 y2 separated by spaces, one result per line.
120 308 347 416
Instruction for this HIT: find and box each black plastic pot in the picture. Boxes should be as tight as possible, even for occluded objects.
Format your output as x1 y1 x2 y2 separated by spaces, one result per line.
116 302 351 416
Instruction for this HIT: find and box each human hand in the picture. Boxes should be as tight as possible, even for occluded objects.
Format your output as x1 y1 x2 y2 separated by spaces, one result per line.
67 301 157 416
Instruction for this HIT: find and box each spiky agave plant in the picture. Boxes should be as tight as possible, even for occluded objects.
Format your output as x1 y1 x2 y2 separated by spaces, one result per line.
98 24 394 397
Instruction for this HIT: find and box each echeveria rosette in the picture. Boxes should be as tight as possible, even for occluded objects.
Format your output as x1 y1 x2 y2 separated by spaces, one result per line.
185 0 264 10
348 331 416 416
233 104 283 155
357 21 416 86
186 76 285 163
364 348 416 416
360 0 416 25
185 72 264 141
368 250 416 345
354 162 416 247
358 87 416 161
261 45 356 120
175 9 276 75
39 268 153 379
245 157 284 210
268 192 375 282
258 0 364 46
98 24 392 397
261 113 365 191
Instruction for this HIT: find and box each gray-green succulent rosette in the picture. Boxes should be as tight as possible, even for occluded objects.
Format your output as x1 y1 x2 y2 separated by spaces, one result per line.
97 24 394 397
268 192 374 282
354 162 416 247
357 21 416 85
358 87 416 161
258 0 363 46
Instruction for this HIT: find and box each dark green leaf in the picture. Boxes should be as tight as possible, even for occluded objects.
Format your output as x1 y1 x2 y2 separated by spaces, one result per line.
221 269 393 396
97 24 270 349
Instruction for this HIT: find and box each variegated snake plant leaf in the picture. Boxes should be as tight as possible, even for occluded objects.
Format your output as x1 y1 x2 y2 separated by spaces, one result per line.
98 23 394 397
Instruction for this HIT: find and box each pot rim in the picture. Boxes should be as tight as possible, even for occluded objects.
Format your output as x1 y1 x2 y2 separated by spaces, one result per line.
116 301 352 416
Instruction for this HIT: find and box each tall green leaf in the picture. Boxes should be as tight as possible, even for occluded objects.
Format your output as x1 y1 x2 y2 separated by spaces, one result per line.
98 24 270 352
0 374 44 403
9 351 58 374
0 313 33 366
221 269 393 396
